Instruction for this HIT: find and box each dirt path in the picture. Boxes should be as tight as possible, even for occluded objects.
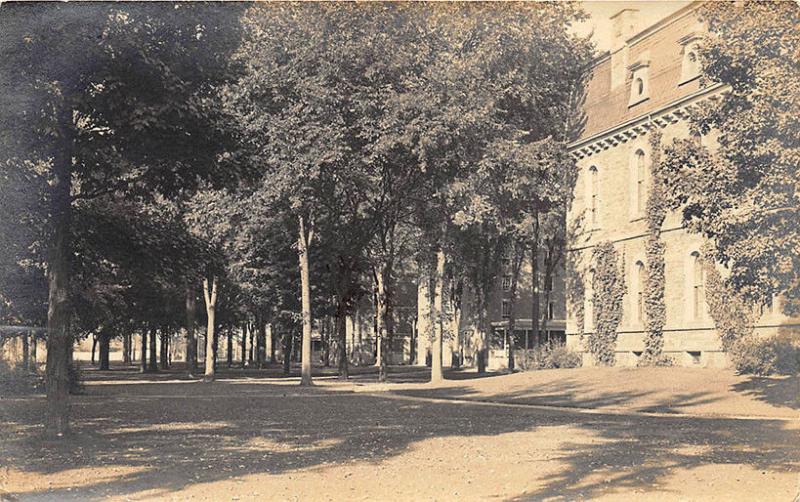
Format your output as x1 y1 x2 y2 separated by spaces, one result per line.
1 367 798 501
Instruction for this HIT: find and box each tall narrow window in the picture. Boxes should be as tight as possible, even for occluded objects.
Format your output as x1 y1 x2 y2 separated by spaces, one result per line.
548 302 555 320
691 252 705 319
502 275 512 291
635 261 645 323
589 166 599 227
635 150 646 214
501 300 511 319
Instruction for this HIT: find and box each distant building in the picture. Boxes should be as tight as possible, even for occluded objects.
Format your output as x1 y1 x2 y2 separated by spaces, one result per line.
565 4 799 367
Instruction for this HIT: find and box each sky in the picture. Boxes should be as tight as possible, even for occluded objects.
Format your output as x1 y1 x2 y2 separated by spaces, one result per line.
574 1 692 51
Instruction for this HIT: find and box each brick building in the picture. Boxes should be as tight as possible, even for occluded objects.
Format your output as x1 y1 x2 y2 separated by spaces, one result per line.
565 4 799 367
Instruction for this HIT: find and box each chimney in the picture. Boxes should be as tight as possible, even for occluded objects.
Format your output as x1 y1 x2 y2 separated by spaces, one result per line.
609 9 639 90
610 8 640 51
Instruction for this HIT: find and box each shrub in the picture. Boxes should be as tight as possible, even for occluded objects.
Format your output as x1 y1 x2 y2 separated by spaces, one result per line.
730 334 800 376
528 345 582 370
0 360 45 395
637 353 674 367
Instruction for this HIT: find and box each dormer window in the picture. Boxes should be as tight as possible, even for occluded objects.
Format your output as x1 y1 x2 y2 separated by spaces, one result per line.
679 33 702 84
628 59 650 106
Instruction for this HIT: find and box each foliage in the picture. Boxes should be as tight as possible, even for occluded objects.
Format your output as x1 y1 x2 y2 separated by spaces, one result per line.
728 333 800 376
528 345 582 370
641 131 667 365
589 241 626 365
703 246 755 353
660 1 800 313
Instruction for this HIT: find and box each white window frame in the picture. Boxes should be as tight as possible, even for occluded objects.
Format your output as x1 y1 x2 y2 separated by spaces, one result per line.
628 60 651 107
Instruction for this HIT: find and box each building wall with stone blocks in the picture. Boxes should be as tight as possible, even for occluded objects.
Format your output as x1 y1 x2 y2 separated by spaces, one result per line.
565 4 800 367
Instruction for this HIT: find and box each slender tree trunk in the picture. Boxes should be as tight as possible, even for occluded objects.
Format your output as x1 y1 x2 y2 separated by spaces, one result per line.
140 330 148 373
282 331 292 375
99 331 110 371
257 320 267 369
450 277 463 368
225 328 232 368
31 334 37 369
298 215 314 386
431 249 446 383
248 328 254 365
149 326 158 372
22 331 30 371
336 292 349 379
185 284 197 376
202 276 218 382
476 288 488 374
91 335 97 365
160 328 169 370
374 261 390 382
241 323 247 368
270 324 277 363
531 213 541 348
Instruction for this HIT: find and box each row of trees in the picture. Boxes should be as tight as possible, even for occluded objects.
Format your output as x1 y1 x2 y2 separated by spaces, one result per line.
1 3 593 435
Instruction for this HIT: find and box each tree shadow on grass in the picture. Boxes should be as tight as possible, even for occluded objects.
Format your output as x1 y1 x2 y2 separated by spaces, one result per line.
731 374 800 411
0 374 797 501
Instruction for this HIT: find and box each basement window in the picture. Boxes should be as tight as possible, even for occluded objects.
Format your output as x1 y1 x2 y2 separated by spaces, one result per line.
688 351 701 365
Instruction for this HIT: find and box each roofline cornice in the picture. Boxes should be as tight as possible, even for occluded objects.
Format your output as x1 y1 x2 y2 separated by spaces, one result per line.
569 82 727 159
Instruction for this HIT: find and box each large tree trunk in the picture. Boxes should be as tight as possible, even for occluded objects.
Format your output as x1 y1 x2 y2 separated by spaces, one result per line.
122 333 130 365
298 215 314 386
149 326 158 372
140 330 148 373
44 124 73 436
202 276 218 382
374 261 390 382
269 324 277 363
431 249 446 383
185 284 197 376
99 331 110 371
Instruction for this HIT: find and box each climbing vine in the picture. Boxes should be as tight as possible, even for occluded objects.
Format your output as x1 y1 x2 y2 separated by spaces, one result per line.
701 244 755 353
640 131 670 365
589 241 626 365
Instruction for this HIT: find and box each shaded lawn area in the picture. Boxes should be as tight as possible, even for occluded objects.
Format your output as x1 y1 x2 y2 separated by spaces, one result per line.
0 367 798 501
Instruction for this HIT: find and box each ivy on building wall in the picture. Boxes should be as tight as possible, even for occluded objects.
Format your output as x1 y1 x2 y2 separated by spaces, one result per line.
702 244 755 352
589 241 626 365
641 131 670 365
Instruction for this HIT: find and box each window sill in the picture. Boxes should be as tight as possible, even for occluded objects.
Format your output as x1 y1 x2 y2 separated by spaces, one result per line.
628 95 650 108
678 73 701 86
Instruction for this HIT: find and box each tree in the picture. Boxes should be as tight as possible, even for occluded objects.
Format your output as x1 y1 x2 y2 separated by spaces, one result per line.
659 1 800 312
0 2 244 434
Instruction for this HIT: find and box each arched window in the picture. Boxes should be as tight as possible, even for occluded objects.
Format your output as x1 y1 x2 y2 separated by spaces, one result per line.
691 252 705 319
589 166 599 227
635 261 646 323
635 77 644 96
